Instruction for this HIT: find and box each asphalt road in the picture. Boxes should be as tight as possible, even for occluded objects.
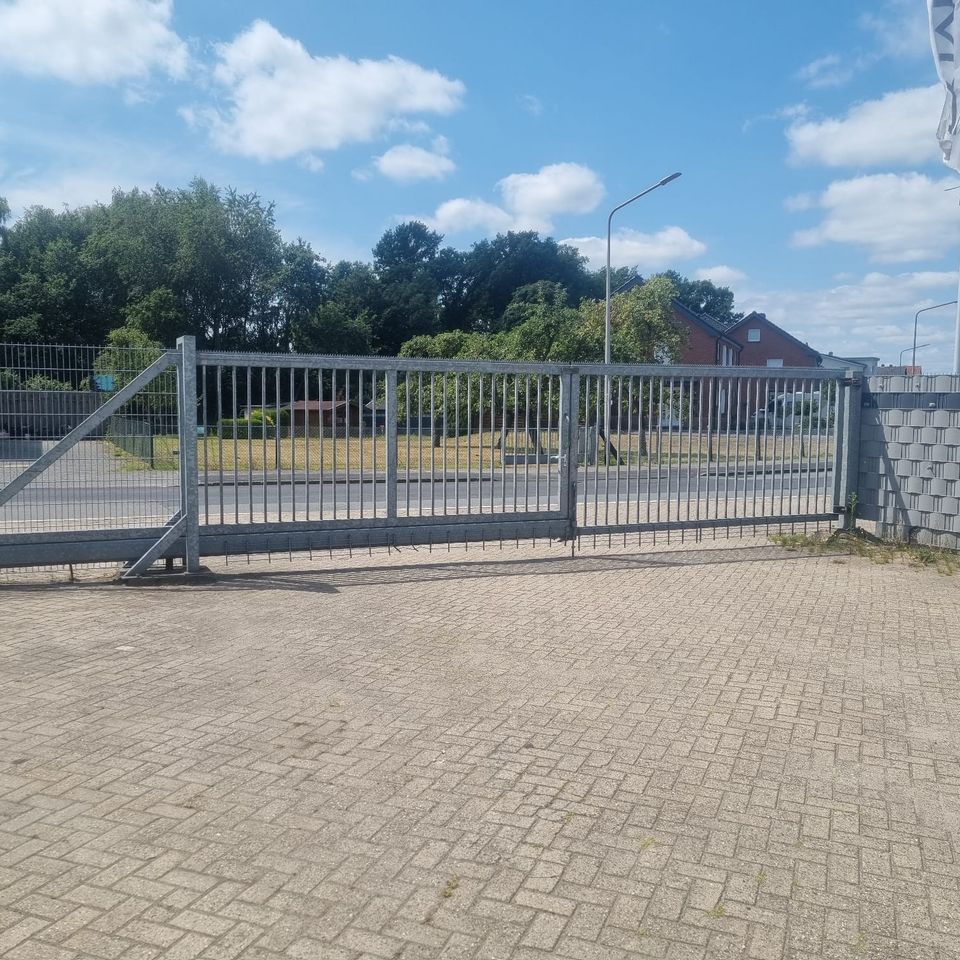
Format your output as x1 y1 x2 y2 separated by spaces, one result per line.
2 466 834 528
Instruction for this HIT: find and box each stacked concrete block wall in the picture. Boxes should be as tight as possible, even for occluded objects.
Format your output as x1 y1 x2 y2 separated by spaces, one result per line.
858 374 960 550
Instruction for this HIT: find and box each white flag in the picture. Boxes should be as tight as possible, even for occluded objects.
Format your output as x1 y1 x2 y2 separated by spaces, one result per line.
930 0 960 170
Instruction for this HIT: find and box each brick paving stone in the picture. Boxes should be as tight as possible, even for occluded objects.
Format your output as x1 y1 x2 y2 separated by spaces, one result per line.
2 538 960 959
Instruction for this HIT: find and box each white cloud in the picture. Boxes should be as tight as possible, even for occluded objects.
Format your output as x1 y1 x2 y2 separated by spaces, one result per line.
518 93 543 116
792 173 960 263
695 265 747 288
497 163 605 232
797 54 859 89
195 19 464 162
0 0 187 84
374 139 455 183
860 0 931 60
421 162 605 235
784 193 816 212
426 198 513 235
787 86 942 167
561 226 707 270
742 270 959 366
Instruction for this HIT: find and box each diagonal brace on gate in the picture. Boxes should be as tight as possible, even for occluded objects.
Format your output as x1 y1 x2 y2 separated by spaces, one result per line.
0 351 178 509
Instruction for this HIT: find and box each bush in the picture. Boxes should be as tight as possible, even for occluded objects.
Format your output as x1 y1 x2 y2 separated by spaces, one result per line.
216 418 286 438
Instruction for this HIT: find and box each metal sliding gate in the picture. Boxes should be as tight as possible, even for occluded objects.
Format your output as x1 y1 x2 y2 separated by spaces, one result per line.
0 338 857 574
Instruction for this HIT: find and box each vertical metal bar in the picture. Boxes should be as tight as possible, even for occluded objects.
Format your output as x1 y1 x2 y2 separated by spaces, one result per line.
711 379 720 523
732 377 742 520
512 374 520 512
490 373 498 513
247 366 254 522
261 367 268 522
319 368 325 520
751 377 760 518
216 365 224 524
289 366 296 521
696 377 704 526
677 378 686 522
625 377 634 524
558 370 579 541
442 373 448 515
345 369 352 520
417 371 424 517
475 374 482 514
454 374 460 514
814 378 824 514
804 377 815 516
275 368 282 522
466 374 473 515
644 377 654 524
303 366 310 522
371 371 378 517
331 368 338 520
404 371 411 516
524 376 531 512
357 369 364 519
533 375 541 512
545 376 553 512
176 336 200 572
430 374 436 517
231 369 238 524
778 378 788 520
202 364 209 525
386 369 398 519
593 376 601 527
836 373 861 529
655 378 664 523
500 374 517 513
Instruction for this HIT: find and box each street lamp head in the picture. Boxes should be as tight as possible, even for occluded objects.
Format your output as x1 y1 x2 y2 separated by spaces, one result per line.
659 172 682 187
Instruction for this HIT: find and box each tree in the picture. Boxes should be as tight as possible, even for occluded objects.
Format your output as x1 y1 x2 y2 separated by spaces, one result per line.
460 231 593 331
370 222 444 352
292 302 371 356
656 270 741 324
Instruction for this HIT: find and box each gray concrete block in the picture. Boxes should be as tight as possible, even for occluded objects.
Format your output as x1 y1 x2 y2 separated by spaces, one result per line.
945 428 960 446
932 445 950 462
933 409 954 429
895 460 913 478
943 462 960 481
909 409 929 428
931 479 949 497
921 427 942 444
918 495 937 513
905 476 927 495
884 410 904 427
910 443 929 461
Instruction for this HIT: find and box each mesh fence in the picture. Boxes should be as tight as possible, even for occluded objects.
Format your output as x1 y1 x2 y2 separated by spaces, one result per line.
0 342 180 534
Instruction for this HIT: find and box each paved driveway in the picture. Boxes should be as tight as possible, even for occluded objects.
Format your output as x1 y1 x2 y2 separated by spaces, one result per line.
2 539 960 959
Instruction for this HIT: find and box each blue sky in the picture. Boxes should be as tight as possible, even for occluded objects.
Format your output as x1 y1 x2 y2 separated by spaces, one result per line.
0 0 957 367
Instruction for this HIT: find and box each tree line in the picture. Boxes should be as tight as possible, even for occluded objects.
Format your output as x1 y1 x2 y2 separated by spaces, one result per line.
0 178 740 364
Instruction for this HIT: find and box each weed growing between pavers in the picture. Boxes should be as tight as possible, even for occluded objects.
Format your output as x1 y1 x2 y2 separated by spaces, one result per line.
770 529 959 576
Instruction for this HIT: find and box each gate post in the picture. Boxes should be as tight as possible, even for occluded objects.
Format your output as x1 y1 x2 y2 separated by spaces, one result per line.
834 371 862 531
176 336 200 571
385 369 398 519
559 370 580 542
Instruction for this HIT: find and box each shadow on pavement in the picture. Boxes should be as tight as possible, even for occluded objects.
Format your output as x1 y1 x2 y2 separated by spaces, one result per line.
0 544 820 595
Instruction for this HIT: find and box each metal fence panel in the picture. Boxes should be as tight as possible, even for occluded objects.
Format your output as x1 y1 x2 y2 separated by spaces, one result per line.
1 342 850 572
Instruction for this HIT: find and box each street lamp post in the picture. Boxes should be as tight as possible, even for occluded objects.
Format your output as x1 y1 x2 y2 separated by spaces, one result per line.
603 172 682 461
901 344 930 367
913 300 957 368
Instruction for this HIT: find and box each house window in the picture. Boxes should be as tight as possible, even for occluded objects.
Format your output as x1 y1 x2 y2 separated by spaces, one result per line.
766 358 784 368
748 329 761 342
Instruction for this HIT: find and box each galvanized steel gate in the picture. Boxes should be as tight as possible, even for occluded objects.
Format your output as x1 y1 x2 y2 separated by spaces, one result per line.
0 337 857 573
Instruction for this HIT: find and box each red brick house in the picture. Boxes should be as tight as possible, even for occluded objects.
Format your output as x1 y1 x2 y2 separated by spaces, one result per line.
670 302 821 369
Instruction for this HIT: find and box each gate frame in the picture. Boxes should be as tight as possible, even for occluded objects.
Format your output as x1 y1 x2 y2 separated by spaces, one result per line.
0 344 858 573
